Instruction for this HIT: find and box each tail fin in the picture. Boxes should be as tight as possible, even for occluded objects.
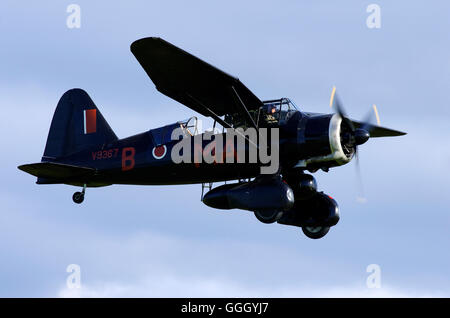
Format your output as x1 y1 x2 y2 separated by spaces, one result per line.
43 88 117 160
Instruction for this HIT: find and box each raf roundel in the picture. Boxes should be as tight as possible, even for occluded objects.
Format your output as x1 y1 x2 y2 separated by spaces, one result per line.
152 145 167 159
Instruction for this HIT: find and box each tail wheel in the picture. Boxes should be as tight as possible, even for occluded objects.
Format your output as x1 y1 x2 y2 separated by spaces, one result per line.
254 210 284 224
72 192 84 204
302 226 330 239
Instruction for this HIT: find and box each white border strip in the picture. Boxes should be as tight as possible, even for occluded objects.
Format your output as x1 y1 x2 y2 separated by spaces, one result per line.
83 110 87 134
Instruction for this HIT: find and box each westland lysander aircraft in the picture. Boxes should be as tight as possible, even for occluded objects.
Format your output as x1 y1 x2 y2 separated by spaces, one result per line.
19 37 406 239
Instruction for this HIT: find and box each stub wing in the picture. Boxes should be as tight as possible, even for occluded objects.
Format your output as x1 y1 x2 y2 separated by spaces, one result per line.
350 119 407 137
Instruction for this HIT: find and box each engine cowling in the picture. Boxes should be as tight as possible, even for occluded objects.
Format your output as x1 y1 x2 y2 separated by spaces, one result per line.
295 113 355 170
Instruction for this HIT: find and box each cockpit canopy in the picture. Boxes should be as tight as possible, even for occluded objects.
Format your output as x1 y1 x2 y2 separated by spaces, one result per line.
260 98 299 125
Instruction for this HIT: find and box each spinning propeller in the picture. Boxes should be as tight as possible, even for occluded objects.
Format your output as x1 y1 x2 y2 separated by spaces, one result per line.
328 86 406 202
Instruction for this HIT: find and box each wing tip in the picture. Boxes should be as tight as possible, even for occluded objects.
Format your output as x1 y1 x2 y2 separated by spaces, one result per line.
130 37 165 53
18 163 39 177
388 129 407 137
18 163 32 171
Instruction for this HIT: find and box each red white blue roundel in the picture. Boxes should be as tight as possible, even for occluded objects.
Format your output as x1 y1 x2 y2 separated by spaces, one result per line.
152 145 167 159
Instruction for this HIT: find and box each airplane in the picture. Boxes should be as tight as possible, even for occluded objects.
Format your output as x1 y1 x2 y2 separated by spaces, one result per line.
18 37 406 239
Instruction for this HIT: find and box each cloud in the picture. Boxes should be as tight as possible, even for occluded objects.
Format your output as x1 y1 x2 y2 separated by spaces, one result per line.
58 279 446 298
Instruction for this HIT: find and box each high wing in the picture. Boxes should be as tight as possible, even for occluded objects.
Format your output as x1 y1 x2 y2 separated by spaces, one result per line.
130 37 262 128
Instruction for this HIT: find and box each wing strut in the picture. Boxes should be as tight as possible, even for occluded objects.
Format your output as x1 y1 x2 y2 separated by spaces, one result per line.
230 86 258 129
186 93 233 129
186 93 258 148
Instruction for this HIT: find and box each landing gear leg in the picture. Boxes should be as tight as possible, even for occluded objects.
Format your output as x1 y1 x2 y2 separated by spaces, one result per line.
72 184 86 204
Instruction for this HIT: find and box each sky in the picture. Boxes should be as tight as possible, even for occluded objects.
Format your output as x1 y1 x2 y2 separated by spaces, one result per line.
0 1 449 297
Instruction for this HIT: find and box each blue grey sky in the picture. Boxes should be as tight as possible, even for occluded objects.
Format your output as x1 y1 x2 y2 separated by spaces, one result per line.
0 1 449 297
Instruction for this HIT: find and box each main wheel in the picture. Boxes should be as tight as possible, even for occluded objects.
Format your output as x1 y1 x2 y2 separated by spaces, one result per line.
72 192 84 204
302 226 330 239
254 210 283 224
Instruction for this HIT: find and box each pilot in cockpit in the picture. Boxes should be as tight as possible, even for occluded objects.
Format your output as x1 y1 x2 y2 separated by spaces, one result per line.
261 103 280 124
260 99 298 126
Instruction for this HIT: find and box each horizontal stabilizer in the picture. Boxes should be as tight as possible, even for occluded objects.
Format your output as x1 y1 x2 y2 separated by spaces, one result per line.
18 162 95 180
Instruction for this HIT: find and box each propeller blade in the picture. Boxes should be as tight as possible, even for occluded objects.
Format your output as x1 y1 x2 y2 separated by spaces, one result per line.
360 104 380 134
359 105 375 133
329 86 336 108
372 104 381 126
329 86 354 131
354 104 406 137
354 147 367 203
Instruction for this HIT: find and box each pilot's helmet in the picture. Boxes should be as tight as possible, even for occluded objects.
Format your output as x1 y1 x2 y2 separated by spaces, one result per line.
264 104 277 115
